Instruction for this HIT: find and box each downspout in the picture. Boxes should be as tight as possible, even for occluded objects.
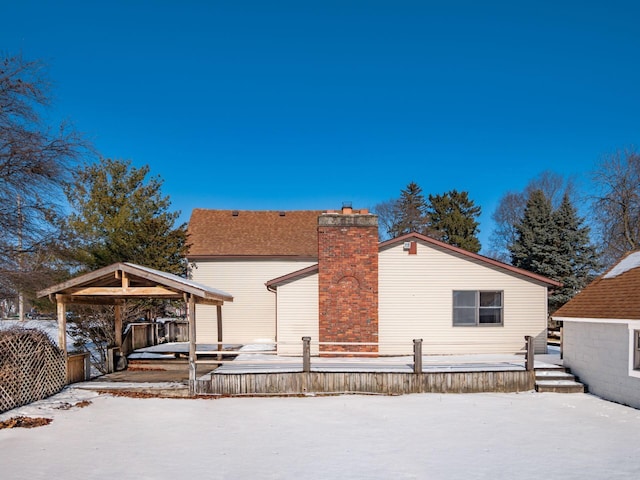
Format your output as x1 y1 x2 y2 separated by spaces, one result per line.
266 283 277 346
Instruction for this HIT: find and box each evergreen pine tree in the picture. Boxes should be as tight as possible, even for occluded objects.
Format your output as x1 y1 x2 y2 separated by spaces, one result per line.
509 189 559 279
387 182 430 238
510 190 600 313
64 158 188 275
427 190 482 253
550 193 600 311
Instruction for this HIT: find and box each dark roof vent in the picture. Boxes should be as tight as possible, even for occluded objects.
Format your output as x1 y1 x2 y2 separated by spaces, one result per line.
279 211 286 217
232 210 239 216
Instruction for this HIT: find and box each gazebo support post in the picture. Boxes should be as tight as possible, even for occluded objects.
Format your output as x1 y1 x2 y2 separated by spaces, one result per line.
188 294 197 395
114 300 124 349
56 295 67 357
56 295 68 382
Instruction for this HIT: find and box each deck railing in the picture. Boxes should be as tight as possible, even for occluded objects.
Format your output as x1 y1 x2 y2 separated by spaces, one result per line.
193 336 536 373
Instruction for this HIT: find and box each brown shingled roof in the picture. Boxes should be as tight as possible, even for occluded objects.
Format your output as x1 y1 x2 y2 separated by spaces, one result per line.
553 251 640 320
187 209 322 258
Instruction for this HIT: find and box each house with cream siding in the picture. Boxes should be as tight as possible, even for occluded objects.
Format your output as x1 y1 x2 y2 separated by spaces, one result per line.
188 206 560 355
187 209 321 344
552 251 640 409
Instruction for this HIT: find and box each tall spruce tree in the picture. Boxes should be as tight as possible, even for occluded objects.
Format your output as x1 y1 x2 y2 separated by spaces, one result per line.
427 190 481 253
510 190 599 313
509 189 558 279
488 171 574 262
551 193 599 311
387 182 431 238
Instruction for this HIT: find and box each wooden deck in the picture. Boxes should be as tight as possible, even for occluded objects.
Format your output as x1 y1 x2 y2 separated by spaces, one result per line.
195 353 546 395
197 369 535 395
121 341 558 396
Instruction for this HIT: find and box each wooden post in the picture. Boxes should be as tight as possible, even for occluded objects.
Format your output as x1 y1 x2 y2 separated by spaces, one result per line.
525 335 534 371
188 294 197 395
114 300 123 349
217 304 223 361
56 296 67 357
413 339 423 374
84 352 92 380
560 325 563 360
302 336 311 373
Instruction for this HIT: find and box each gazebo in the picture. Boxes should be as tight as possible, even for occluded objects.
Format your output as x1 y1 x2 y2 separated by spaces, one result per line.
37 262 233 393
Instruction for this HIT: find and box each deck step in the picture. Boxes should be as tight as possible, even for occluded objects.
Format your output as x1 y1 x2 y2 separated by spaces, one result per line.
535 379 585 393
534 365 585 393
128 358 188 366
535 370 575 382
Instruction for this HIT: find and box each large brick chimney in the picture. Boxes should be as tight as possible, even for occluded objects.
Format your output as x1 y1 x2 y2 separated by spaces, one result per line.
318 206 379 354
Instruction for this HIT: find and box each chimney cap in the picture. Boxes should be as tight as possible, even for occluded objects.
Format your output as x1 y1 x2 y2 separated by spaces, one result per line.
342 201 352 209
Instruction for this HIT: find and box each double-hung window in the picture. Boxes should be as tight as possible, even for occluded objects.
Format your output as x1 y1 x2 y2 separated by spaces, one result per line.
453 291 503 326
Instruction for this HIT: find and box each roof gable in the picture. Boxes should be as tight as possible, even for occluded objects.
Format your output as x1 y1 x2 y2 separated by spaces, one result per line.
554 251 640 320
380 233 562 287
187 209 321 258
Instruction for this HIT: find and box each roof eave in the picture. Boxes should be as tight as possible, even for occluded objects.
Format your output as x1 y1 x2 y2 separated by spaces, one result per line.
266 264 319 289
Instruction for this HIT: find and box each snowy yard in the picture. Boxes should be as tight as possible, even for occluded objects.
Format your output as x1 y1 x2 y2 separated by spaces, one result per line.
1 388 639 479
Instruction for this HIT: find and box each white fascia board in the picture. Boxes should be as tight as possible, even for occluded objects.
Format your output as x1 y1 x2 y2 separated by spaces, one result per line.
553 316 640 325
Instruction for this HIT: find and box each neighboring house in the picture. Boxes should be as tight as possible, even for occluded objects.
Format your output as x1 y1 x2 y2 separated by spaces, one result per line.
188 206 559 355
553 251 640 409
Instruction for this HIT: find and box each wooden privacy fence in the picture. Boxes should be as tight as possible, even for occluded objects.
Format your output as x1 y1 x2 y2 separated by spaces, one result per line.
0 327 66 413
111 321 174 373
121 322 159 357
160 319 188 343
67 352 91 384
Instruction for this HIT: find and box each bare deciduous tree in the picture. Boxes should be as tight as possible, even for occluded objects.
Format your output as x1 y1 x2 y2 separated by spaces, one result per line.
591 148 640 266
0 55 88 309
372 198 399 241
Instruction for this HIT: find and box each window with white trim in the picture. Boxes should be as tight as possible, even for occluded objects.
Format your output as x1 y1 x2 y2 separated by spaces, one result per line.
453 291 503 326
634 330 640 370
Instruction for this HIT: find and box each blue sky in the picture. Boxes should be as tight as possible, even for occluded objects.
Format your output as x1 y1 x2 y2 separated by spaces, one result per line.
3 1 639 252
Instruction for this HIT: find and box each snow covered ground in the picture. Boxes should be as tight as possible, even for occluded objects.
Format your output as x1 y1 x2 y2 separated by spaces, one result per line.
1 388 639 479
0 318 76 351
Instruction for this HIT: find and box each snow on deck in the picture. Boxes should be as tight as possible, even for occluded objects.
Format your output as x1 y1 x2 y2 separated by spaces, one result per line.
128 342 561 375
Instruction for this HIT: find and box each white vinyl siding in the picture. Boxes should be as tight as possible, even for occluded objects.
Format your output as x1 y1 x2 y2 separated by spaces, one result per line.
378 240 548 355
191 259 315 344
276 273 319 355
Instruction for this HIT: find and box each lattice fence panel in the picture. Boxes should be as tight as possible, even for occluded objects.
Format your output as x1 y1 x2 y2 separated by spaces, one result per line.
0 327 66 413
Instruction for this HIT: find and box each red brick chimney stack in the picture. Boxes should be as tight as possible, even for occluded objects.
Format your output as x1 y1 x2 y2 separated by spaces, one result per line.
317 206 379 354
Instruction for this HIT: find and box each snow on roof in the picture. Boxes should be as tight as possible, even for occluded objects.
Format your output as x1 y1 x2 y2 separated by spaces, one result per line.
123 263 232 299
603 251 640 279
